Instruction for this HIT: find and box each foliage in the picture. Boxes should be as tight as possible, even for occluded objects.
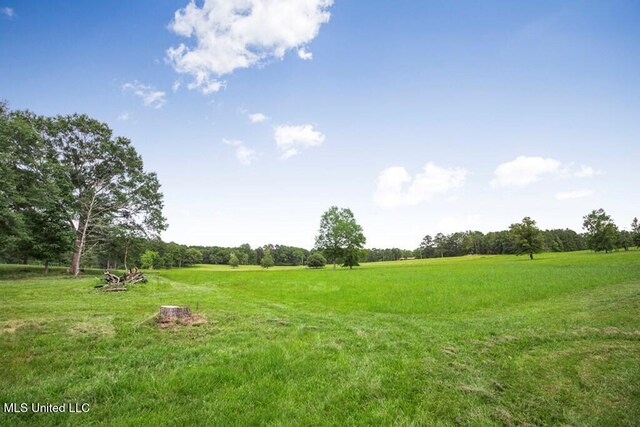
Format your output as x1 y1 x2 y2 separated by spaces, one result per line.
509 216 544 259
583 209 618 253
43 113 167 275
0 104 166 274
0 105 73 266
632 217 640 248
140 250 161 269
260 249 274 269
229 253 240 268
314 206 366 268
184 248 203 266
306 252 326 268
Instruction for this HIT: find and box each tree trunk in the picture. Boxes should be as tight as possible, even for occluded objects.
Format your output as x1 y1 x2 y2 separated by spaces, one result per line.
44 260 49 274
529 253 534 260
70 231 85 276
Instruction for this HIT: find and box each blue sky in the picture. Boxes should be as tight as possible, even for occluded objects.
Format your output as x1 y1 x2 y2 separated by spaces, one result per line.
1 1 639 249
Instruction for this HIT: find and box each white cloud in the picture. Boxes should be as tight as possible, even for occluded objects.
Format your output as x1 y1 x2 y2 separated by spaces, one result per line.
491 156 598 188
274 124 325 159
298 47 313 60
223 138 258 165
491 156 561 188
248 112 268 123
574 165 596 178
122 81 166 109
172 80 181 93
166 0 332 93
117 112 131 121
1 7 14 18
374 163 468 209
555 190 594 200
436 215 482 233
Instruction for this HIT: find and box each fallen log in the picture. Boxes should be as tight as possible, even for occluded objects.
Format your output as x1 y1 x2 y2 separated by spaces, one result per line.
102 269 147 290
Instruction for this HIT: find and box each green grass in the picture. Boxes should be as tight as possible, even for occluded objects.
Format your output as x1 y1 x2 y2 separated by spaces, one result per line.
1 251 639 425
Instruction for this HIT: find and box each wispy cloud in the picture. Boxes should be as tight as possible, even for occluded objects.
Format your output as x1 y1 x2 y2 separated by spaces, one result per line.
374 163 467 209
297 47 313 60
248 112 268 124
491 156 597 188
274 124 325 159
223 139 259 165
1 7 14 18
122 81 166 109
166 0 333 94
117 111 131 121
556 190 594 200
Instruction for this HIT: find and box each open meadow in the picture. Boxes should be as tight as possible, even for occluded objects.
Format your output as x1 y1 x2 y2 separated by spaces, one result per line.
1 251 640 425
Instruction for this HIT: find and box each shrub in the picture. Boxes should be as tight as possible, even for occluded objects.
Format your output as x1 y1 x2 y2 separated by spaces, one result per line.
307 253 326 269
229 253 239 268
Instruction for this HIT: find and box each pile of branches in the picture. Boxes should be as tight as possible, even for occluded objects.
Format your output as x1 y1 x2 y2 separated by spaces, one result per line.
97 268 147 292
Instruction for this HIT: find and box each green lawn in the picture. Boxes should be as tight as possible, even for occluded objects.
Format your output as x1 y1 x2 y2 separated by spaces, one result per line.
1 251 639 425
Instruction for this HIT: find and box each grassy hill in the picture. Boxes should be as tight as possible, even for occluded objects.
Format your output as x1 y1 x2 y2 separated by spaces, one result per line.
1 251 639 425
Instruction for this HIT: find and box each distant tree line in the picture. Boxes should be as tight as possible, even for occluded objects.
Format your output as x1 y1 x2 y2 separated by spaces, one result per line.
413 210 639 260
414 228 585 259
140 242 311 269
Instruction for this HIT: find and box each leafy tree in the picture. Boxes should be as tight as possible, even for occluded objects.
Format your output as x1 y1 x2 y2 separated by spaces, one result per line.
616 230 632 251
462 231 484 255
314 206 366 269
260 249 274 269
582 209 618 253
26 206 75 272
184 248 203 266
140 250 161 269
229 253 240 268
632 217 640 248
509 217 544 260
44 114 166 275
0 105 73 266
307 253 326 268
342 248 361 269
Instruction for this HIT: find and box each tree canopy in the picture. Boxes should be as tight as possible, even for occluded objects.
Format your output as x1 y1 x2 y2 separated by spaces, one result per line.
583 209 618 253
509 217 544 260
44 114 166 275
314 206 366 269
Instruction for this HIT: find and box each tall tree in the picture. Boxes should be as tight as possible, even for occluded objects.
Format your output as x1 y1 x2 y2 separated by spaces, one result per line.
0 105 73 267
24 206 75 272
631 217 640 248
184 248 203 266
509 217 544 259
582 209 618 253
44 114 166 275
314 206 366 269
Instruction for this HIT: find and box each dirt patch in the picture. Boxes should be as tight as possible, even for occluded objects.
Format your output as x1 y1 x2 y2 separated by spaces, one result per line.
157 314 207 329
1 320 29 334
266 318 290 327
70 320 115 337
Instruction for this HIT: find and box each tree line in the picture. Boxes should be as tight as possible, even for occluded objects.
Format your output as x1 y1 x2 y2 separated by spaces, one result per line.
414 210 639 260
2 103 638 272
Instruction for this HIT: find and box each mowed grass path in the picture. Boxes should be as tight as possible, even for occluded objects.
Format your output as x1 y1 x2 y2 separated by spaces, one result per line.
1 251 639 426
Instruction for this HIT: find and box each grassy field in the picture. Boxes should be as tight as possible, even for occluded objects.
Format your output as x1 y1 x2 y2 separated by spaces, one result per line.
1 251 639 426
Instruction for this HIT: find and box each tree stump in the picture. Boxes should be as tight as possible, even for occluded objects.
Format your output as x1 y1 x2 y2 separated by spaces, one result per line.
158 305 191 322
